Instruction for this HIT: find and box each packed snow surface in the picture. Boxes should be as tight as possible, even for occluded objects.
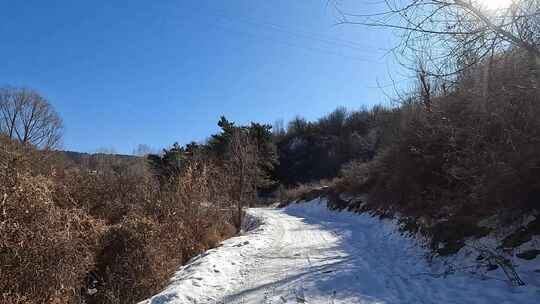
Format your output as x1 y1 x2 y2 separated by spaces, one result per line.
140 199 540 303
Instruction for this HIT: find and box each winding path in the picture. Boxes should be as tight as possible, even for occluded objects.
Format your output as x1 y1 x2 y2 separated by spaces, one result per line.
140 201 539 304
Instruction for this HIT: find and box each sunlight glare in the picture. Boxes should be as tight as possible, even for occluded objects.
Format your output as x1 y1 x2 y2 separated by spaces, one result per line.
477 0 513 10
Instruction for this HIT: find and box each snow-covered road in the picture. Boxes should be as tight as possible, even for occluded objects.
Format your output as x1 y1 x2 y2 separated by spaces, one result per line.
141 200 540 304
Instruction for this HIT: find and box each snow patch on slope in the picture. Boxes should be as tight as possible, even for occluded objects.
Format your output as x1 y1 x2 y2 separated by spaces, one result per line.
284 199 540 303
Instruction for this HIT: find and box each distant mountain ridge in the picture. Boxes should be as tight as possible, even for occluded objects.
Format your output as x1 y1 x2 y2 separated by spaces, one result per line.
56 150 144 174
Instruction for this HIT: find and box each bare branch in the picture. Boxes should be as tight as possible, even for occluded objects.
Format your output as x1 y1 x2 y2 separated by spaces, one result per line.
0 87 63 149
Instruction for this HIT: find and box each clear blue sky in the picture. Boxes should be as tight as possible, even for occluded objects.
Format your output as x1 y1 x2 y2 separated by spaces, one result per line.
0 0 404 154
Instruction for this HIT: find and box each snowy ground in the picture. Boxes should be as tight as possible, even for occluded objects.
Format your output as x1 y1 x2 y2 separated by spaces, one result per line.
140 199 540 304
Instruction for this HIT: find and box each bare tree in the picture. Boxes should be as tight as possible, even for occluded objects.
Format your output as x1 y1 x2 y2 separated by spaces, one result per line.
227 128 259 228
0 87 63 149
334 0 540 86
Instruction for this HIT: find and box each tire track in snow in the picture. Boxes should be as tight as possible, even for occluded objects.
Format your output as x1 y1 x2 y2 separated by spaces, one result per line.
219 210 291 303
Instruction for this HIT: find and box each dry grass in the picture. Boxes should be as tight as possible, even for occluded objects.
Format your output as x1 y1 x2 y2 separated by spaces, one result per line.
278 181 332 203
0 137 103 304
0 137 238 304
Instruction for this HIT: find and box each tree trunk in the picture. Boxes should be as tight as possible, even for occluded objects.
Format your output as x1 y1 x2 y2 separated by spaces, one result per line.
529 52 540 93
236 165 245 230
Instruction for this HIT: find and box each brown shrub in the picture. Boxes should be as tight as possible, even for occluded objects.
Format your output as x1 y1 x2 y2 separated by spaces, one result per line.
335 160 375 194
1 137 238 304
0 148 102 303
83 158 237 304
339 52 540 251
90 215 161 304
277 182 330 203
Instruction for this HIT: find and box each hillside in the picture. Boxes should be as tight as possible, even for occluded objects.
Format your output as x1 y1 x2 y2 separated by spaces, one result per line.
57 150 144 171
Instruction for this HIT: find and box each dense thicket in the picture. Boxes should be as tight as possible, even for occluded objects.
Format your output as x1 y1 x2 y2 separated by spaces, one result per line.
0 116 275 304
273 106 399 186
0 137 102 303
353 52 540 255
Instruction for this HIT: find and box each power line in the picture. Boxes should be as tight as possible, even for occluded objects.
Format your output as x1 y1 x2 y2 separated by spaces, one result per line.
208 10 380 54
189 6 388 62
209 21 381 63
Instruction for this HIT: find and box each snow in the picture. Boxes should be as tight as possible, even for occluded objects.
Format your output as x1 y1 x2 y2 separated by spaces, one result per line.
140 198 540 304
